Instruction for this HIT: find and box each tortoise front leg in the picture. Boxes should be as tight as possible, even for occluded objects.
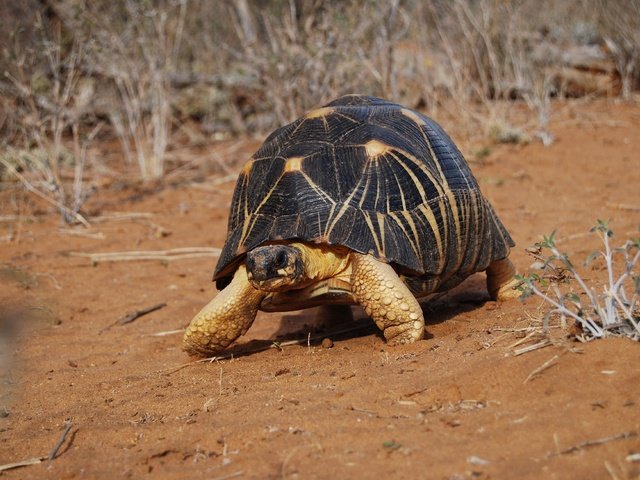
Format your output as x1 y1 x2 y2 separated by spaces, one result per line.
350 253 424 345
183 265 265 356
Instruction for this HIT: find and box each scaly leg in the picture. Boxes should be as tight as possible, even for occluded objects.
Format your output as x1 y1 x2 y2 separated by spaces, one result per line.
486 257 521 300
350 253 424 345
183 265 265 356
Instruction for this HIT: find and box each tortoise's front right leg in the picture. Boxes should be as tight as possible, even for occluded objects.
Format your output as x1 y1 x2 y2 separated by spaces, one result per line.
350 253 424 345
183 265 265 356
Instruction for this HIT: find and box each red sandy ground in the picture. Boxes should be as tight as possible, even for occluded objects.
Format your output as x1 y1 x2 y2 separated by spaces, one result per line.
0 100 639 479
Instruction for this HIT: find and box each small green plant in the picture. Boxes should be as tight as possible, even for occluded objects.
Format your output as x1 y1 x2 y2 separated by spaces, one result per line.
382 440 402 451
475 146 492 161
517 221 640 341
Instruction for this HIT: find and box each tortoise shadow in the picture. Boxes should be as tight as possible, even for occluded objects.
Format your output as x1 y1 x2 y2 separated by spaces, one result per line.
221 313 378 359
221 274 493 358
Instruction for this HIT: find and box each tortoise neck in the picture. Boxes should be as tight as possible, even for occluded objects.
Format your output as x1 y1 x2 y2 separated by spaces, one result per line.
290 242 351 283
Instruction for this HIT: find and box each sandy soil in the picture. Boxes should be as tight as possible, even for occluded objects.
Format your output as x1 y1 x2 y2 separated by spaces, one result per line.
1 100 639 479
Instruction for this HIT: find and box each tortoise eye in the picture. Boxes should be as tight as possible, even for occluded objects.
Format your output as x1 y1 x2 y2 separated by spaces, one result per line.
275 250 288 268
245 255 256 272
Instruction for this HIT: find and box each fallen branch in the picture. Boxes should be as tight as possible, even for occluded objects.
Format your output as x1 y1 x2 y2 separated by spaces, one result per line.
118 303 167 325
90 212 154 223
0 215 36 222
0 421 74 472
505 330 541 351
48 421 73 460
58 229 106 240
350 406 377 416
70 247 221 264
162 357 220 375
513 339 553 356
549 431 638 457
605 202 640 212
0 457 45 473
147 328 184 337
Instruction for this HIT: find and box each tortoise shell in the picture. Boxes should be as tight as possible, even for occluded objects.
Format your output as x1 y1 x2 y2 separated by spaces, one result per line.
214 95 514 289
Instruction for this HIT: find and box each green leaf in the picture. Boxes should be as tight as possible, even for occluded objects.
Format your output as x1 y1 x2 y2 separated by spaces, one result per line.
565 292 581 304
383 441 402 450
597 219 613 237
584 251 599 266
539 231 557 248
554 252 572 270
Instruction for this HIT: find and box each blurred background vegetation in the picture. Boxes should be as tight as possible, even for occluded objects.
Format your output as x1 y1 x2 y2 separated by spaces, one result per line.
0 0 639 222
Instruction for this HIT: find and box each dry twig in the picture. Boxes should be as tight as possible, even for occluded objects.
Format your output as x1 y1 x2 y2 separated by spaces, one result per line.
0 421 74 472
0 457 45 473
0 215 36 222
70 247 221 264
118 303 167 325
549 431 638 457
90 212 154 223
605 202 640 212
58 229 106 240
513 339 553 356
523 354 559 383
147 328 184 337
48 421 73 460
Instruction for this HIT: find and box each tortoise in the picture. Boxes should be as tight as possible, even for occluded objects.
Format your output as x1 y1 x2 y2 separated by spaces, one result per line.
184 95 519 356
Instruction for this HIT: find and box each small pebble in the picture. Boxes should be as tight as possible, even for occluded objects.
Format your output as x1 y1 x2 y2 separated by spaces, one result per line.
485 301 498 311
321 338 334 349
467 455 490 466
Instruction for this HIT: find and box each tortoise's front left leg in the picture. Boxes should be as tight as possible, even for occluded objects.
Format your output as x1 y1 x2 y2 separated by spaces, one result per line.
183 265 265 356
350 253 424 345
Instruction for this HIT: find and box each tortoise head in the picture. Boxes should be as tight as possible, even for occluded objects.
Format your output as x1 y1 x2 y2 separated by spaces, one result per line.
245 245 305 292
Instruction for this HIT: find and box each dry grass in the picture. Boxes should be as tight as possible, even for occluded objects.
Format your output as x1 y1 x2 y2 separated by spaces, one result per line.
0 14 100 223
0 0 638 215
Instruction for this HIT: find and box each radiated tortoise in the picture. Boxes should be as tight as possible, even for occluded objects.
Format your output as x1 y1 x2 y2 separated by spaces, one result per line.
184 95 519 356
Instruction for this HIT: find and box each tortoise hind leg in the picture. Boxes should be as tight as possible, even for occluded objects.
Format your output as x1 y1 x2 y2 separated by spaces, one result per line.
486 257 521 300
183 265 265 356
350 253 424 345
